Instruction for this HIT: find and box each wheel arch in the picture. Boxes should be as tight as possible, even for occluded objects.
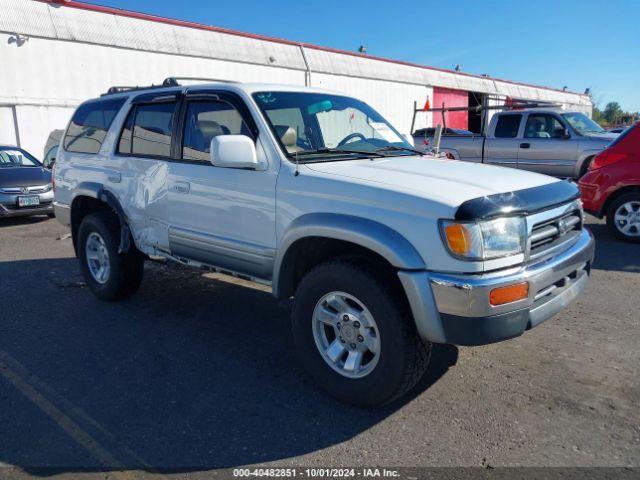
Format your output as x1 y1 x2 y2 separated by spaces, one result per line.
272 213 426 300
603 185 640 218
576 151 599 177
70 183 132 255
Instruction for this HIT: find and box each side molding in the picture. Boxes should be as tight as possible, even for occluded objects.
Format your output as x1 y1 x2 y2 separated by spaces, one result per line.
272 213 425 298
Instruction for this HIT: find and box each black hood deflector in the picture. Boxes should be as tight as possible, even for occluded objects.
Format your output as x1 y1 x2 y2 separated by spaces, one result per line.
455 180 580 221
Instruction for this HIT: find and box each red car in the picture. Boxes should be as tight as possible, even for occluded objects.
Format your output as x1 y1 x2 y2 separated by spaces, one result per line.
579 123 640 242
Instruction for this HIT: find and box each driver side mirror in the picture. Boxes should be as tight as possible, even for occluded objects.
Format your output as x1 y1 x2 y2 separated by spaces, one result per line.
562 129 571 139
210 135 259 169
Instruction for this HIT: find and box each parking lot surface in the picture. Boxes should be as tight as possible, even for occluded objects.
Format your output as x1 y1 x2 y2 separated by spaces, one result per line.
0 215 638 475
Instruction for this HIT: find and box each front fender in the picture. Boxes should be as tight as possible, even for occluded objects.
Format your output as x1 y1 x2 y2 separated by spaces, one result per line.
272 213 426 299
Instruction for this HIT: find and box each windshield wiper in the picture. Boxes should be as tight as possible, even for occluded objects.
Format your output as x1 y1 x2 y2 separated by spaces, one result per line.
375 145 425 156
288 148 388 159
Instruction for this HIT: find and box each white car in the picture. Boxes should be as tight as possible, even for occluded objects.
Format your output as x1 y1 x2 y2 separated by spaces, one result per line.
54 79 595 406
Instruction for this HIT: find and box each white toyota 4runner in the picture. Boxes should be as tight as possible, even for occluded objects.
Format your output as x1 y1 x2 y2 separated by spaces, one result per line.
54 79 595 406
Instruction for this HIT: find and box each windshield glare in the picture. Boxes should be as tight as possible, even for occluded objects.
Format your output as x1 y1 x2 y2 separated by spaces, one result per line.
253 91 413 160
562 112 605 135
0 148 40 167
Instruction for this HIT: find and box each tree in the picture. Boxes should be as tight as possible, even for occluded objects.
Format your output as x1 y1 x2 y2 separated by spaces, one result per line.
603 102 624 124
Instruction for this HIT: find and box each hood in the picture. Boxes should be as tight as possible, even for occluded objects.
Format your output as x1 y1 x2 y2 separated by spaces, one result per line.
304 156 558 209
583 132 618 142
0 167 51 188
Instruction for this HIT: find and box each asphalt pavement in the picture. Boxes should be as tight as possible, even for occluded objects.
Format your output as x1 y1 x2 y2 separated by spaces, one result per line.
0 215 638 476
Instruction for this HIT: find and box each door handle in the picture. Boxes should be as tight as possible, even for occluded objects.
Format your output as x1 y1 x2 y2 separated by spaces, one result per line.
172 181 190 194
520 143 531 149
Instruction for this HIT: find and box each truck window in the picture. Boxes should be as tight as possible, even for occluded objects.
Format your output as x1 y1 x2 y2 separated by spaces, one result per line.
494 114 522 138
182 100 252 162
118 102 176 158
525 114 565 139
64 98 126 154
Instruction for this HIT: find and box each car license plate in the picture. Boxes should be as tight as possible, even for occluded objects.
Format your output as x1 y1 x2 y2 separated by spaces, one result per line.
17 195 40 207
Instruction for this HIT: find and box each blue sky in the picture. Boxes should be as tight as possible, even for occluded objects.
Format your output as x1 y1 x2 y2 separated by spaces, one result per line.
85 0 639 112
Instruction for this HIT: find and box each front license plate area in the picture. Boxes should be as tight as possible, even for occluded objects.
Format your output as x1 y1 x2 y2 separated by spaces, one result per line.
17 195 40 207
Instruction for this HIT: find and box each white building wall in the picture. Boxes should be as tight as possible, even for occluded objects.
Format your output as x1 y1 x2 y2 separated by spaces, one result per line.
0 0 592 157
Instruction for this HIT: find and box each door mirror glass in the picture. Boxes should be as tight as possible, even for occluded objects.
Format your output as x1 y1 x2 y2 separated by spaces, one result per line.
210 135 258 169
562 128 571 139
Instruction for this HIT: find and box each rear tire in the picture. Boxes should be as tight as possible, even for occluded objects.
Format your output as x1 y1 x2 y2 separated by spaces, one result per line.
77 212 144 300
606 192 640 243
291 260 431 407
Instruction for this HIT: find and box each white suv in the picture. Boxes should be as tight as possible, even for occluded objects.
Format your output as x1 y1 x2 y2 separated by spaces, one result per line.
54 79 595 406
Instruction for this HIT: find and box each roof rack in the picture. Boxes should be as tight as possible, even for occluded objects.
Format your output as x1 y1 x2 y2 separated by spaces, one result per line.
410 97 563 134
101 77 239 96
162 76 239 86
101 84 166 96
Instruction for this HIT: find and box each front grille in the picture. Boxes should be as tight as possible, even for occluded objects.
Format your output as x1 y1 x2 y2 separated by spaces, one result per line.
529 210 582 260
0 185 51 194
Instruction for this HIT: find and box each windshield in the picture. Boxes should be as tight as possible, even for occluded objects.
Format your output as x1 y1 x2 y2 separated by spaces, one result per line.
252 91 414 161
562 112 605 135
0 147 40 168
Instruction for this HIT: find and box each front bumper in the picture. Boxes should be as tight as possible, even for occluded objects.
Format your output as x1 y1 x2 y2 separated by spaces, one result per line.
399 228 595 346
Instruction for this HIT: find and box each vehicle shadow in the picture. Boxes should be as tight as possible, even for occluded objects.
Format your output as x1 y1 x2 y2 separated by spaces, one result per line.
0 215 51 228
585 217 640 273
0 257 458 475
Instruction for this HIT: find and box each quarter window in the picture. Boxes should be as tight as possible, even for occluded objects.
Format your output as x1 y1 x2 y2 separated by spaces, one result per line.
64 98 126 154
118 102 176 158
182 100 252 162
494 114 522 138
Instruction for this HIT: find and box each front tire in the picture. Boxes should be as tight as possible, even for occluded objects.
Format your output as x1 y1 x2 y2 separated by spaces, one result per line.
77 212 144 300
291 260 431 407
606 192 640 243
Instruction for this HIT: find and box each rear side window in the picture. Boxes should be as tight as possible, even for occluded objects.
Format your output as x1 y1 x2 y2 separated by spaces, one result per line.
64 98 126 154
118 102 176 158
494 114 522 138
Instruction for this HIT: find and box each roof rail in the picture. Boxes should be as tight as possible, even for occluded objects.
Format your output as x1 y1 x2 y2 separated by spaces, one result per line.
101 77 239 96
101 84 166 96
162 76 240 86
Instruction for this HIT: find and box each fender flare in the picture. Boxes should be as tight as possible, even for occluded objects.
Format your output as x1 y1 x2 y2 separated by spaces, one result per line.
272 213 426 299
575 150 601 177
71 182 131 254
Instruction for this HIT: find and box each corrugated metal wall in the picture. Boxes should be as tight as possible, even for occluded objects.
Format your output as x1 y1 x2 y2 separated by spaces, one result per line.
0 0 592 157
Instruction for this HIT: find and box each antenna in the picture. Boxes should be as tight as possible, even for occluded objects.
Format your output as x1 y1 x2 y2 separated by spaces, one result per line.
294 125 300 176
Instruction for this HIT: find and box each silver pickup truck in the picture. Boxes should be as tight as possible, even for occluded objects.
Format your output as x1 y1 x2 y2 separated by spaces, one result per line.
413 109 617 178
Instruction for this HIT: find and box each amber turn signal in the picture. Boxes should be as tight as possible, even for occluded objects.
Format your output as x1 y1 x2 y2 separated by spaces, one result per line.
444 223 471 256
489 282 529 306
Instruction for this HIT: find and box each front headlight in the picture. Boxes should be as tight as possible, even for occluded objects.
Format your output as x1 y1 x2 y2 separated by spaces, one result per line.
440 216 526 260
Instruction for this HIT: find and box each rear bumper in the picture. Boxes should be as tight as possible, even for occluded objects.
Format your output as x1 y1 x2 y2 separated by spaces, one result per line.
399 228 595 346
0 202 53 218
578 172 606 217
0 189 54 218
53 201 71 226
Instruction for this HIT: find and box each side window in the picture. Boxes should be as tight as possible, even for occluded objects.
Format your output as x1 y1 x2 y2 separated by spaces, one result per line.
64 98 126 154
525 114 565 139
118 102 176 158
182 100 252 162
494 114 522 138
